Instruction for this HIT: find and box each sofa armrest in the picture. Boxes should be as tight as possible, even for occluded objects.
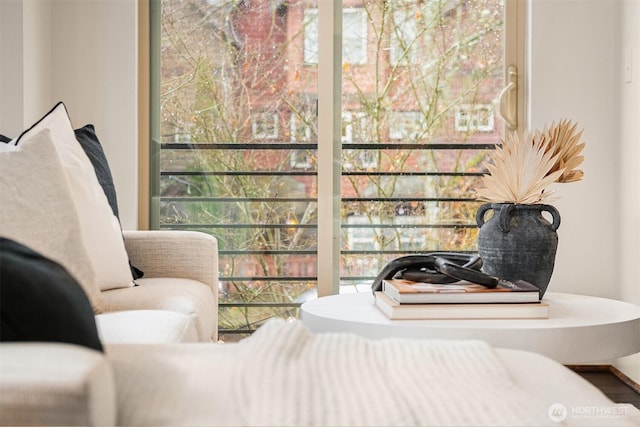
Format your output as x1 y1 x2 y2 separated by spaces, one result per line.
122 230 218 292
0 343 116 426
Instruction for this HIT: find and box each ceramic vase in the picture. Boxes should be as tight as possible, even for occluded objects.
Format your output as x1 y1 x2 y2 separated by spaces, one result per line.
476 203 560 299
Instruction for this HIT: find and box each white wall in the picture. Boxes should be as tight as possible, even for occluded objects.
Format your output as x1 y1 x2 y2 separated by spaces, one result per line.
614 0 640 384
529 0 619 299
0 0 24 133
50 0 139 230
617 0 640 304
529 0 639 383
0 0 138 229
0 0 52 136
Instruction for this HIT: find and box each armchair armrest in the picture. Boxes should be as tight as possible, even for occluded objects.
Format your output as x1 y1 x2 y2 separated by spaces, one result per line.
122 230 218 293
0 343 116 426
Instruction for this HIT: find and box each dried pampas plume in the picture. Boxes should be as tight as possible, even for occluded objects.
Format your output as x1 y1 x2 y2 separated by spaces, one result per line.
476 120 585 204
538 119 585 183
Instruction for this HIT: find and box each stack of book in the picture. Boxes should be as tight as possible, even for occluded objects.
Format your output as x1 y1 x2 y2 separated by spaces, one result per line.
374 278 548 320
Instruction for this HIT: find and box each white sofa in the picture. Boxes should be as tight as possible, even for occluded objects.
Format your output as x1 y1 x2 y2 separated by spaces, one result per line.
3 318 640 427
0 102 222 425
98 230 218 343
0 102 217 345
0 229 219 426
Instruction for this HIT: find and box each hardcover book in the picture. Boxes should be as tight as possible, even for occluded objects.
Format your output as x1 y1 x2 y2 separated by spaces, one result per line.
374 292 549 320
382 278 541 304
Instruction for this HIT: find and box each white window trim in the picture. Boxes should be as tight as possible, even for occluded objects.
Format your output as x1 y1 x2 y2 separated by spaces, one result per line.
342 8 367 65
342 111 377 169
290 114 313 143
390 8 418 66
454 104 495 132
290 114 313 168
303 8 319 65
252 113 279 139
341 111 367 143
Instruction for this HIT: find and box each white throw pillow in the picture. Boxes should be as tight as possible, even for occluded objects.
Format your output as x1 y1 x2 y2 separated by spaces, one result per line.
0 128 100 306
14 103 134 292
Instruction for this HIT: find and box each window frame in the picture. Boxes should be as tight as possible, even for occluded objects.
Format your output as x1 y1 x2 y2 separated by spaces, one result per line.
146 0 527 309
313 0 526 297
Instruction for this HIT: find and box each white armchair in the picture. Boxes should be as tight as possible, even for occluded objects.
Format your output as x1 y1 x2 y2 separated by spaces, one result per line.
0 229 219 345
97 230 219 342
0 229 219 426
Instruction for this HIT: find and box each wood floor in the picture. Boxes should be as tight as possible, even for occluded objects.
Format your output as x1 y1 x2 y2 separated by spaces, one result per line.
572 367 640 410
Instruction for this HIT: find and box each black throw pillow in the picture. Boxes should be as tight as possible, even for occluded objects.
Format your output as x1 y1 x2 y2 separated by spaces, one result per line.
74 125 121 218
74 125 143 279
0 134 11 143
0 238 104 352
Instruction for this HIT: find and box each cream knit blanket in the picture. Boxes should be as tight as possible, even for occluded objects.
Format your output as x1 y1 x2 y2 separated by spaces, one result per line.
232 318 555 426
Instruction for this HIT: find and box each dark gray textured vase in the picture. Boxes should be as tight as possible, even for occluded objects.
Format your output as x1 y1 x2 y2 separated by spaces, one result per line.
476 203 560 299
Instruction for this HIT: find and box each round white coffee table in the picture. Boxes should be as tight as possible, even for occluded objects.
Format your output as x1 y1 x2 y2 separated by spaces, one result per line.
300 292 640 364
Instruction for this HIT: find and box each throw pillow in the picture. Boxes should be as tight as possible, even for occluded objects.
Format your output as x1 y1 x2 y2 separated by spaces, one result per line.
74 124 143 279
0 238 103 352
0 134 11 143
74 125 121 217
0 128 100 305
14 103 134 292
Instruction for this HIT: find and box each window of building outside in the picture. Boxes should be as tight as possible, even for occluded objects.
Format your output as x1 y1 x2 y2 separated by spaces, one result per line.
153 0 520 341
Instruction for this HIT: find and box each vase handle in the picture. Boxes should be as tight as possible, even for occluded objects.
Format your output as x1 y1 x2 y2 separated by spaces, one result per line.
497 203 515 233
540 204 561 231
475 203 494 227
476 203 514 233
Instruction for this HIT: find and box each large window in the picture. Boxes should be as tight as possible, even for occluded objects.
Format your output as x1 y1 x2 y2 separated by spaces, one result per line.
153 0 522 340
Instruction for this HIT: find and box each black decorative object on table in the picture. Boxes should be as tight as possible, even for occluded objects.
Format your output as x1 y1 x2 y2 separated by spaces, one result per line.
476 203 560 299
370 252 484 293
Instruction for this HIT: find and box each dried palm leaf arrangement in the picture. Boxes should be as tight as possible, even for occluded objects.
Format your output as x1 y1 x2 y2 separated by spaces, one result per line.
476 120 585 204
